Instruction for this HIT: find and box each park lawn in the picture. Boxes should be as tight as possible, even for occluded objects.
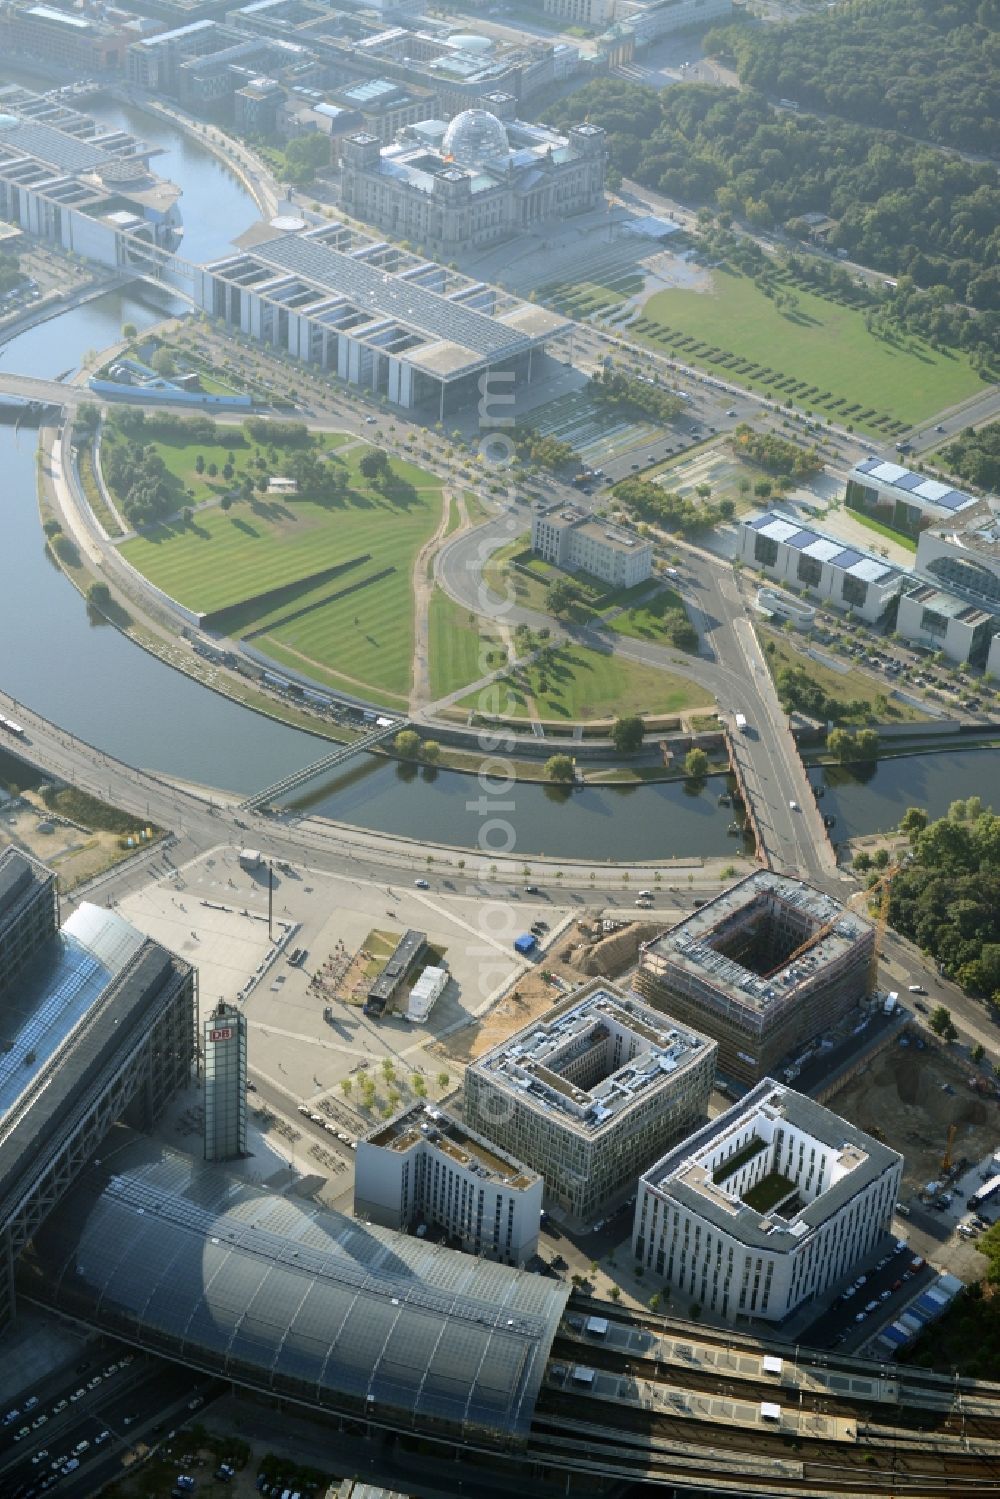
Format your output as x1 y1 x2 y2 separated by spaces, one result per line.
428 588 506 700
760 628 929 725
120 444 444 700
135 433 251 507
605 583 688 644
461 643 712 722
636 268 983 432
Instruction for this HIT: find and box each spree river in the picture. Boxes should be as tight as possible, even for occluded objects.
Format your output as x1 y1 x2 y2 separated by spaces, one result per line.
0 89 995 857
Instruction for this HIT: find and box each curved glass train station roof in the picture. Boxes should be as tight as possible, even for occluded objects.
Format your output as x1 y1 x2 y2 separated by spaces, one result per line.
25 1134 568 1446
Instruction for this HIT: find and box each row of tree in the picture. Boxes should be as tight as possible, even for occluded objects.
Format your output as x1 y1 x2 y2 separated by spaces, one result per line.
704 0 997 154
546 79 999 317
888 801 1000 1002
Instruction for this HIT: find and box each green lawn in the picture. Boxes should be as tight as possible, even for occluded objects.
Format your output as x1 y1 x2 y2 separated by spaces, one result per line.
119 438 443 702
461 643 712 722
606 583 688 644
847 508 918 553
634 267 983 432
428 588 507 700
760 628 929 724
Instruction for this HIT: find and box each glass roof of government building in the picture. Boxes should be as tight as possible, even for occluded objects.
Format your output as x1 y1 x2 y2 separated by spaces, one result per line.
26 1134 568 1445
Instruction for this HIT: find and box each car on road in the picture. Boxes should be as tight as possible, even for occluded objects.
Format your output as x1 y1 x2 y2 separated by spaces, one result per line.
365 416 377 424
414 878 430 889
907 985 926 994
525 884 540 894
789 800 800 811
31 1451 49 1467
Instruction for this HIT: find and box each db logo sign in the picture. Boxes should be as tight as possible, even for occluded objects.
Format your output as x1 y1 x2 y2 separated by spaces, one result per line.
209 1027 234 1042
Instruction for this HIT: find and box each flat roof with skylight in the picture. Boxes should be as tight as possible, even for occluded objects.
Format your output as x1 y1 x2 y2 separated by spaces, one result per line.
639 1079 901 1253
469 981 712 1140
852 458 979 518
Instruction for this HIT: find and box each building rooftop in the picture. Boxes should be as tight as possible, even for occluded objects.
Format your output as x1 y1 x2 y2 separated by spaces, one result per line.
0 115 109 174
0 848 52 944
471 981 711 1137
905 581 993 625
25 1131 568 1444
538 504 649 554
0 915 190 1231
853 458 979 517
745 509 903 585
642 1079 901 1252
923 496 1000 561
367 928 425 1005
642 872 872 1020
368 1104 539 1191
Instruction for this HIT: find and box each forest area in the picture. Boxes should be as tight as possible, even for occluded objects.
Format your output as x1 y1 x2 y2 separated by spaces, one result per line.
704 0 999 153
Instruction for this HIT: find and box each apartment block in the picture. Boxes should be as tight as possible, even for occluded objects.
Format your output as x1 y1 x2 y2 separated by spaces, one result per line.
531 504 652 588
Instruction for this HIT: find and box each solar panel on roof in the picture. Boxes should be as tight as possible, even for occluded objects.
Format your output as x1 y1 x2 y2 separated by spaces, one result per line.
1 118 108 173
250 232 527 358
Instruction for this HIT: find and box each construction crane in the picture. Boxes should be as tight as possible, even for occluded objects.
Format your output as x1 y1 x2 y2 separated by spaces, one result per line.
762 864 899 991
942 1122 958 1175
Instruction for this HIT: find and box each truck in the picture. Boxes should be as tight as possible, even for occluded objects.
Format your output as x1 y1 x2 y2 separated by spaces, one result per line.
238 849 263 870
734 712 749 732
884 991 899 1015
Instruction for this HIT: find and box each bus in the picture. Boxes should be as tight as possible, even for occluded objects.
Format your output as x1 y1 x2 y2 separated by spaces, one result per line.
0 715 25 737
967 1173 1000 1213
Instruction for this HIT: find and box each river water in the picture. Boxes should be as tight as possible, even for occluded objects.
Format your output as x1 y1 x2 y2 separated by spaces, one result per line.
0 89 995 857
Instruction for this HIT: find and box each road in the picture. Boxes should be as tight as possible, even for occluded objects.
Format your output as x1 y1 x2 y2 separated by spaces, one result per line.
436 488 835 883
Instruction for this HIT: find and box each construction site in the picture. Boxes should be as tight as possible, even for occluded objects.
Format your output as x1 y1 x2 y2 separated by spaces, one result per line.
829 1038 1000 1201
634 872 876 1085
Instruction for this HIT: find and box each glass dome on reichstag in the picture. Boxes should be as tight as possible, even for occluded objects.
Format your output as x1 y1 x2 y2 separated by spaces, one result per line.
442 109 509 170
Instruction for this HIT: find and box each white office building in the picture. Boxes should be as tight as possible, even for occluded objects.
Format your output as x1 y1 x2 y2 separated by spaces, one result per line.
634 1079 902 1323
531 504 653 588
354 1102 543 1265
739 509 906 624
0 85 182 270
846 458 979 540
911 498 1000 675
464 980 716 1227
197 220 567 417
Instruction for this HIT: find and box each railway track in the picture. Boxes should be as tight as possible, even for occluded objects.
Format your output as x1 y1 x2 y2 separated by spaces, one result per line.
530 1391 1000 1497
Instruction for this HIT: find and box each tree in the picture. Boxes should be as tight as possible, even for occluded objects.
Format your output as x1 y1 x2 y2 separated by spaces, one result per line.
610 716 644 755
195 454 205 475
394 729 421 759
87 581 111 609
151 346 176 378
929 1005 958 1042
545 577 578 617
827 727 852 762
359 447 390 481
75 402 100 435
436 1071 450 1091
422 740 441 764
684 747 710 778
971 1043 985 1065
853 850 872 872
340 1078 352 1097
900 806 928 839
855 727 880 760
121 322 137 339
545 754 576 783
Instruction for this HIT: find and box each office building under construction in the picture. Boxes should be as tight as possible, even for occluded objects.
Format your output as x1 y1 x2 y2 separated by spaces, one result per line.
635 873 874 1086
